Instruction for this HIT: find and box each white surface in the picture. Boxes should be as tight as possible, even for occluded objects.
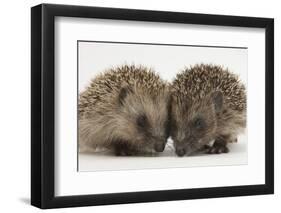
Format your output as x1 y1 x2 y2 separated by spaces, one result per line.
55 14 264 196
79 136 247 171
0 0 280 212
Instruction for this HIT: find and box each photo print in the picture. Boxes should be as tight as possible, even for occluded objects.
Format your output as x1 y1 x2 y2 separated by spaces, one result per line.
78 41 247 172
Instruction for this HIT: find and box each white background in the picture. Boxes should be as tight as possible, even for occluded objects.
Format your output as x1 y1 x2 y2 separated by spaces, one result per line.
78 41 248 91
0 0 279 212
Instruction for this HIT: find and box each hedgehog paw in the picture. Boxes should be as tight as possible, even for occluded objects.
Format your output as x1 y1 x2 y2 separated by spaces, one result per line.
114 144 138 156
206 141 229 154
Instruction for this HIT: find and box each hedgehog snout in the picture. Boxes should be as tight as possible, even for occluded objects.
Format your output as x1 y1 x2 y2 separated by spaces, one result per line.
175 145 197 157
154 140 166 152
174 136 198 157
175 147 186 157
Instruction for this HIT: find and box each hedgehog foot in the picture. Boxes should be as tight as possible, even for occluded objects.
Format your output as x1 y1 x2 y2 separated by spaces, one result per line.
114 143 138 156
206 138 229 154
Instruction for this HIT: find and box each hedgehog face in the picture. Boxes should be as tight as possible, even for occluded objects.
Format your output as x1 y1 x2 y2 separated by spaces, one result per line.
117 85 170 153
171 91 223 156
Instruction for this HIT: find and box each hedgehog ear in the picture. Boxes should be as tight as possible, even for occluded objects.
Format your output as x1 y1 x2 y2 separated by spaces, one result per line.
211 91 223 113
118 85 133 106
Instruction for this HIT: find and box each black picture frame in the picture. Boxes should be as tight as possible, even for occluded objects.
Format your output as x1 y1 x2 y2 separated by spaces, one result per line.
31 3 274 209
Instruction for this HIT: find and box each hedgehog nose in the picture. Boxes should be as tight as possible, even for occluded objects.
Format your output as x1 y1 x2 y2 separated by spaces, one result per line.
176 147 186 157
154 142 165 152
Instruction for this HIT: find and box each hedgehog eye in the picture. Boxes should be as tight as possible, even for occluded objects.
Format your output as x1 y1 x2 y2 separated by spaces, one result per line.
193 117 205 130
137 114 147 129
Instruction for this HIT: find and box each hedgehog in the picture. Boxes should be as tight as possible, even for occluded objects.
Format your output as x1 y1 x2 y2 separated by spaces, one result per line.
79 65 171 156
170 64 246 156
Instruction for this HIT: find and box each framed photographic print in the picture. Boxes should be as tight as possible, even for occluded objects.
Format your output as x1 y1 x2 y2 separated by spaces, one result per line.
31 3 274 209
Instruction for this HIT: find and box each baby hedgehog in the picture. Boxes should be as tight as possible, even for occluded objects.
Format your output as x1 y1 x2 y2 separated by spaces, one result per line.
170 64 246 156
79 65 170 156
